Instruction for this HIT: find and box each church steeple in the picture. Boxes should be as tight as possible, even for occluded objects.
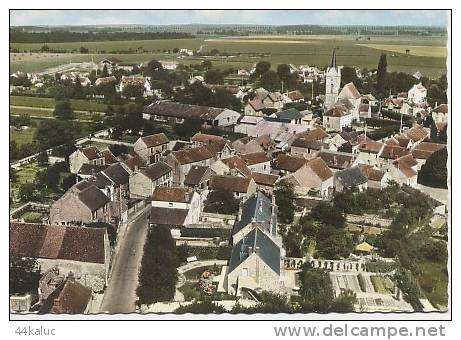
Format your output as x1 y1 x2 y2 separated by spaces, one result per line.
329 48 337 69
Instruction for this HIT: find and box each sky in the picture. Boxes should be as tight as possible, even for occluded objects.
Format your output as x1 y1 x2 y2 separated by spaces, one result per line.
10 10 448 27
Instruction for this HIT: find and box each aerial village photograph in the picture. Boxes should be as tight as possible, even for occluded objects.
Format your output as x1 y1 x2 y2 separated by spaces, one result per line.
8 9 450 320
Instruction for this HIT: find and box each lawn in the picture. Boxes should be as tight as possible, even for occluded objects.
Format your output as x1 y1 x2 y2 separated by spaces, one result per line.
10 126 36 145
11 96 108 113
10 35 448 78
370 275 394 294
10 105 102 121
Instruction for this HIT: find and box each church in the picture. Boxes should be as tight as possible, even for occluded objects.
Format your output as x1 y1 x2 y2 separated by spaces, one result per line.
323 49 368 132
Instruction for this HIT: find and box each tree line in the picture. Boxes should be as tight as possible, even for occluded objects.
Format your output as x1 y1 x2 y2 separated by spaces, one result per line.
10 30 194 43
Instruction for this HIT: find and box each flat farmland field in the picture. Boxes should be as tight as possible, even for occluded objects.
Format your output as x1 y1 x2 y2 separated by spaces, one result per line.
10 35 448 78
355 44 447 58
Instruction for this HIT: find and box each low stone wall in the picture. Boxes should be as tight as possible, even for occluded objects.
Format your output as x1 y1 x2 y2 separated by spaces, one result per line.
346 214 392 228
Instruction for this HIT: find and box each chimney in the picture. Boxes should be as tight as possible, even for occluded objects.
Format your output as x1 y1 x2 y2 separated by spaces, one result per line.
255 246 260 255
185 191 190 202
134 164 139 172
67 271 75 282
333 155 338 165
53 298 61 310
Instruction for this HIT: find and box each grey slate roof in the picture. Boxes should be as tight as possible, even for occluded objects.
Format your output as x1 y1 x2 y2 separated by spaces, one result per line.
228 226 281 275
233 191 276 236
335 166 368 188
102 163 129 186
78 185 110 212
275 108 303 122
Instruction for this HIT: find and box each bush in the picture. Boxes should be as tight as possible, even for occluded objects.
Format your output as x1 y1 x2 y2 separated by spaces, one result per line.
365 260 397 273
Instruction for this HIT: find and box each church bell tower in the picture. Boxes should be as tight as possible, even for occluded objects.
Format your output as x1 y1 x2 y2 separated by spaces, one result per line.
324 48 341 110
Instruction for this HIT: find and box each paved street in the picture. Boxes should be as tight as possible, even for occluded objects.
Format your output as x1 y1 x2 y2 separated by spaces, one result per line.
100 208 149 313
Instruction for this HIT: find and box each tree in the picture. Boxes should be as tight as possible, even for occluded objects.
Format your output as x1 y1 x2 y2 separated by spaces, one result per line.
61 173 77 192
10 256 40 295
79 46 89 54
259 70 280 92
376 53 388 97
204 189 240 215
122 84 144 98
34 119 76 149
310 202 345 228
53 100 74 119
136 225 178 305
298 264 334 313
37 150 48 165
341 66 358 86
173 118 202 138
253 61 271 79
204 69 224 84
274 181 296 224
101 64 109 78
417 148 448 189
36 165 60 189
330 290 357 312
18 183 35 202
231 292 293 313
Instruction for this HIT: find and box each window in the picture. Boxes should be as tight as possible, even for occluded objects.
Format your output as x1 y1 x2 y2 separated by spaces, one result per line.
243 268 249 277
92 211 97 219
169 202 173 207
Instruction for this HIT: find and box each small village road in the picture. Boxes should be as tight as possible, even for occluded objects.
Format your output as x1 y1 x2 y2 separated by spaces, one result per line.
99 208 149 313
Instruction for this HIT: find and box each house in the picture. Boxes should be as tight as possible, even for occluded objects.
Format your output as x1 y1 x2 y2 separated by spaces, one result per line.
191 132 225 147
251 172 279 194
334 166 368 192
290 138 329 159
323 104 352 132
49 182 110 225
184 165 215 190
234 115 265 135
10 222 111 289
38 272 92 314
133 133 169 164
226 191 284 295
247 119 309 150
356 138 384 166
358 164 392 189
69 146 105 174
218 155 252 178
387 163 417 188
119 75 152 97
399 124 429 144
262 92 284 109
318 150 356 172
226 226 283 296
284 90 304 103
206 84 240 96
241 152 271 174
209 175 256 200
95 76 117 87
117 63 141 72
271 108 304 124
432 103 449 124
159 60 178 70
408 83 427 105
272 154 307 175
143 101 241 127
244 99 265 116
296 128 329 143
164 145 215 185
411 142 446 169
232 134 275 155
379 144 410 163
280 157 334 198
100 57 122 70
129 162 173 198
150 187 201 228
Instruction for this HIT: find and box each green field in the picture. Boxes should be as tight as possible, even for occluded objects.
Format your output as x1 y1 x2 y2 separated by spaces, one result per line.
10 126 36 145
10 35 448 78
11 96 108 112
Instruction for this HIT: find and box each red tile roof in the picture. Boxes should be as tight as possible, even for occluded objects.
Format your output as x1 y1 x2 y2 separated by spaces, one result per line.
209 175 252 193
140 133 169 148
10 223 106 264
152 186 195 203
